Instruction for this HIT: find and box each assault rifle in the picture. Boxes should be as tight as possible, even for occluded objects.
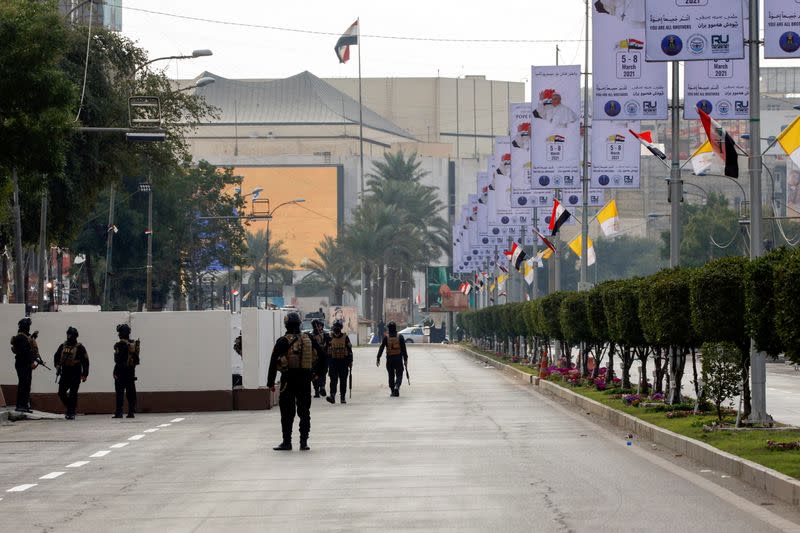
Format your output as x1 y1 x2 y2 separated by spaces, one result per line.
405 360 411 386
30 331 51 371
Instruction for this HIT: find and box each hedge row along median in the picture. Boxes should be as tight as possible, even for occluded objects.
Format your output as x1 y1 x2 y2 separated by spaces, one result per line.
457 248 800 424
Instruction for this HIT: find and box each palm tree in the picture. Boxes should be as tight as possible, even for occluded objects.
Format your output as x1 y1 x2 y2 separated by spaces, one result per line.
243 229 293 306
302 236 359 305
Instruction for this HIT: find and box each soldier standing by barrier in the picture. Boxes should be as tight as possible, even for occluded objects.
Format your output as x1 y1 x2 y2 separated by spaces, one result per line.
376 321 408 397
54 327 89 420
326 320 353 404
310 319 330 398
10 317 38 413
113 324 140 419
267 312 326 451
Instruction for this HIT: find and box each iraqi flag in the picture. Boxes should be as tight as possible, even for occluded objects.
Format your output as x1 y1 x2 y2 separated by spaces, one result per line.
698 108 739 178
629 129 667 160
534 228 557 255
549 199 572 236
504 243 527 271
335 20 359 64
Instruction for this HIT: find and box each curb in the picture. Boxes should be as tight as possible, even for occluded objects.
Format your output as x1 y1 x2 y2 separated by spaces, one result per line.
459 345 800 508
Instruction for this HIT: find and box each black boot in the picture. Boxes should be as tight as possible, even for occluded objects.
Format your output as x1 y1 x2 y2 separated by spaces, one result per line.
112 413 123 419
314 391 320 398
273 441 292 451
126 413 135 419
320 388 327 396
393 388 400 397
299 438 310 451
326 396 335 404
340 395 346 404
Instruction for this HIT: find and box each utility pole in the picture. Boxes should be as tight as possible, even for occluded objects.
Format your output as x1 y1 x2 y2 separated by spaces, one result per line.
748 0 769 424
12 169 25 307
579 0 591 291
37 186 48 311
102 184 116 310
669 62 682 268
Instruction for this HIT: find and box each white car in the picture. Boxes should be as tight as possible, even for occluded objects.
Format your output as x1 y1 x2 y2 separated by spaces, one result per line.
398 326 425 343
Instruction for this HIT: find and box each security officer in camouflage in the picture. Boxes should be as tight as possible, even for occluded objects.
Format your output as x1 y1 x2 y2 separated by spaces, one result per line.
310 319 330 398
326 320 353 404
113 324 140 419
376 321 408 397
54 327 90 420
10 317 38 413
268 312 326 451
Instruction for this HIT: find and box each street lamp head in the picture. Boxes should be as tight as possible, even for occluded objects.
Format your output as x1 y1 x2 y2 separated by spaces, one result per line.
647 212 668 219
251 187 264 196
292 198 306 203
191 49 213 58
794 105 800 111
194 76 215 88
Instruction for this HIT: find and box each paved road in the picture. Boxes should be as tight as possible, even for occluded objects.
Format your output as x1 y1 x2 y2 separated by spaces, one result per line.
1 345 799 532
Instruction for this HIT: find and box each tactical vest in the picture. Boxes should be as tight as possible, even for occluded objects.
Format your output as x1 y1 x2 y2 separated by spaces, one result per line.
387 335 402 356
330 335 348 359
61 343 82 367
126 340 140 367
313 332 326 348
282 333 314 370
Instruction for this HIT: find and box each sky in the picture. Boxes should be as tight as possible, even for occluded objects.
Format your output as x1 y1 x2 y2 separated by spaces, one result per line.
119 0 590 85
119 1 800 92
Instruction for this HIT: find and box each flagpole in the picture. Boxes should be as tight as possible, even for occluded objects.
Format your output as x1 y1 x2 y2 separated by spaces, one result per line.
357 17 365 205
579 0 591 291
669 61 682 268
747 0 768 424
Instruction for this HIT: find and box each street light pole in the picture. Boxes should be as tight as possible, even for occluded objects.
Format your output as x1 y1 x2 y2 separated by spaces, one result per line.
102 184 116 310
12 169 25 306
139 182 154 311
669 61 682 268
253 198 305 309
748 0 769 424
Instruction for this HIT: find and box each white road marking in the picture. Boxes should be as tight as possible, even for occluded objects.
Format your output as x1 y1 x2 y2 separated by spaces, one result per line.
143 428 159 433
7 484 37 492
110 443 129 449
128 434 145 441
39 472 65 480
170 417 185 423
90 450 110 458
700 469 712 473
66 461 89 468
157 423 171 428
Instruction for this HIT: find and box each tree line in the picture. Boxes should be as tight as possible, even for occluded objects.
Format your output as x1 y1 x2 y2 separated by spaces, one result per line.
457 246 800 419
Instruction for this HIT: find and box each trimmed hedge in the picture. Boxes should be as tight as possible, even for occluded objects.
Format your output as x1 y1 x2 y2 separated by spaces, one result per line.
459 246 800 369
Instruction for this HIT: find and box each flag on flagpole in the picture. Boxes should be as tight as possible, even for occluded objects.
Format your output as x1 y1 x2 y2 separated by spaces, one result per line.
568 235 596 266
549 199 572 236
629 129 667 160
335 20 359 63
777 115 800 168
698 107 739 178
596 199 620 237
523 259 535 286
534 228 557 254
504 243 527 271
689 141 715 176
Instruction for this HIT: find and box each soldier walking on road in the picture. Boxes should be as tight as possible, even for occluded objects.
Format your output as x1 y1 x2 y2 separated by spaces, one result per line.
10 317 38 413
376 321 408 397
54 327 89 420
326 320 353 405
311 319 330 398
267 312 326 451
113 324 140 419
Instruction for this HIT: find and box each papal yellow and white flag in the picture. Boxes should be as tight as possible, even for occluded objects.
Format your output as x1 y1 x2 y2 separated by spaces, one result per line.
777 116 800 168
689 141 715 176
596 199 620 237
523 259 535 286
568 235 596 266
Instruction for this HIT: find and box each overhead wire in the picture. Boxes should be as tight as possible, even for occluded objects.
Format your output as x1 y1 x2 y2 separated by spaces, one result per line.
104 2 585 44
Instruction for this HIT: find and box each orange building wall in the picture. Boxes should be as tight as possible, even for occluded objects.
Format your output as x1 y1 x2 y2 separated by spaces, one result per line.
233 166 340 269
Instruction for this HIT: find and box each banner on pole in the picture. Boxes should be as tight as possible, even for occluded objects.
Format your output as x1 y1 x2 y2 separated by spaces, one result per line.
765 0 800 58
591 121 642 189
684 13 750 121
644 0 745 62
593 0 668 121
514 190 554 210
509 103 533 204
561 190 606 208
531 65 582 189
491 137 513 215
